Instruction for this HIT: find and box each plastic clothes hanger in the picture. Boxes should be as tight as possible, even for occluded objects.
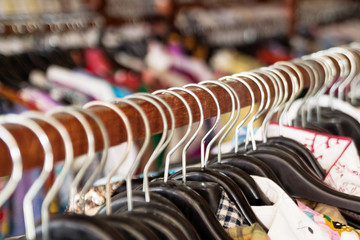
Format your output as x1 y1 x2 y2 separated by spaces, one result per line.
0 117 22 207
204 79 272 206
101 215 160 240
170 85 258 209
261 62 325 179
22 111 112 239
184 81 277 183
211 75 282 186
349 43 360 104
85 97 161 240
240 65 360 214
147 88 233 239
266 60 326 179
306 51 360 150
232 73 267 150
235 67 318 176
27 108 123 240
98 93 177 214
235 68 312 173
168 81 267 229
94 96 195 240
296 55 338 134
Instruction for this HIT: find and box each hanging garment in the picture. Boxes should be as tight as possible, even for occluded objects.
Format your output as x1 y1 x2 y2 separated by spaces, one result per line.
256 123 360 197
251 175 330 240
226 222 269 240
297 199 347 224
216 190 247 228
297 200 360 240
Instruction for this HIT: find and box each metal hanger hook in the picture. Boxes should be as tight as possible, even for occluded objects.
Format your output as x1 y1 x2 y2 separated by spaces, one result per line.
199 80 235 166
219 75 255 152
169 87 204 183
184 83 221 168
83 101 133 215
49 106 95 213
41 110 74 240
119 95 152 209
152 89 193 183
0 117 22 208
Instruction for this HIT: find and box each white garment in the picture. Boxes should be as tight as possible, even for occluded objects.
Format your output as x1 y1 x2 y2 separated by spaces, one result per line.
287 95 360 124
47 65 116 101
251 176 330 240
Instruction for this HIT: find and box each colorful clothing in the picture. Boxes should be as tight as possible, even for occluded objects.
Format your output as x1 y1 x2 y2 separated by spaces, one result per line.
297 198 347 224
226 223 269 240
298 200 360 239
251 176 330 240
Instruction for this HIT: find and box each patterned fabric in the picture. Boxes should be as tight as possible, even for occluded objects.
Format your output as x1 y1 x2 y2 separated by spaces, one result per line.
67 180 124 214
256 123 360 197
251 176 330 240
226 223 270 240
216 190 247 229
298 200 360 240
297 198 347 225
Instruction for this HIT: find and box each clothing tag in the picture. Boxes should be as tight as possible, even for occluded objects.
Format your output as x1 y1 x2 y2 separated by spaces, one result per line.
255 123 360 197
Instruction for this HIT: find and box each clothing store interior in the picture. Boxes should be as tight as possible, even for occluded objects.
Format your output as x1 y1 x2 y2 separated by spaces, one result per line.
1 0 360 239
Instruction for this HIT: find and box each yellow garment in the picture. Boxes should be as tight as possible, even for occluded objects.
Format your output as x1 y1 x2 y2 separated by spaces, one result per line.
324 216 360 238
226 223 270 240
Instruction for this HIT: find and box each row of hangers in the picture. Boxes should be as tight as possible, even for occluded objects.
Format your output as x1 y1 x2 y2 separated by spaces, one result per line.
1 43 360 239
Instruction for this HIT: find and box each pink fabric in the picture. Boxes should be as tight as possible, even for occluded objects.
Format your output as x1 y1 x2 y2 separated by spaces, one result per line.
297 200 341 240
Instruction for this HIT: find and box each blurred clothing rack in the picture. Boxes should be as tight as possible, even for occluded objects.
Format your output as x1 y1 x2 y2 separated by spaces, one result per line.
0 61 318 177
0 12 102 35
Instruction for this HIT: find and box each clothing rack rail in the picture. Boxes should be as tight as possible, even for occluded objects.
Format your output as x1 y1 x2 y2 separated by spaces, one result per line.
0 50 354 177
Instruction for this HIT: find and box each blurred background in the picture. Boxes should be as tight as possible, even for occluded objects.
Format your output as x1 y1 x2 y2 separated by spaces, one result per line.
0 0 359 237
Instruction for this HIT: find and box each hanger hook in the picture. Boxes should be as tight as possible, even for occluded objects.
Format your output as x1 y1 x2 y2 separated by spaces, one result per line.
247 71 274 141
255 68 281 142
233 72 265 150
274 61 303 126
349 43 360 104
214 80 241 162
291 59 315 127
49 107 95 213
219 75 256 152
199 80 235 166
184 83 221 168
83 100 133 215
169 86 204 183
152 89 193 183
307 53 337 118
117 96 151 210
16 112 54 240
271 65 298 133
329 47 358 101
297 58 321 124
136 93 175 202
41 111 74 240
264 66 289 133
76 108 109 214
0 118 22 208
